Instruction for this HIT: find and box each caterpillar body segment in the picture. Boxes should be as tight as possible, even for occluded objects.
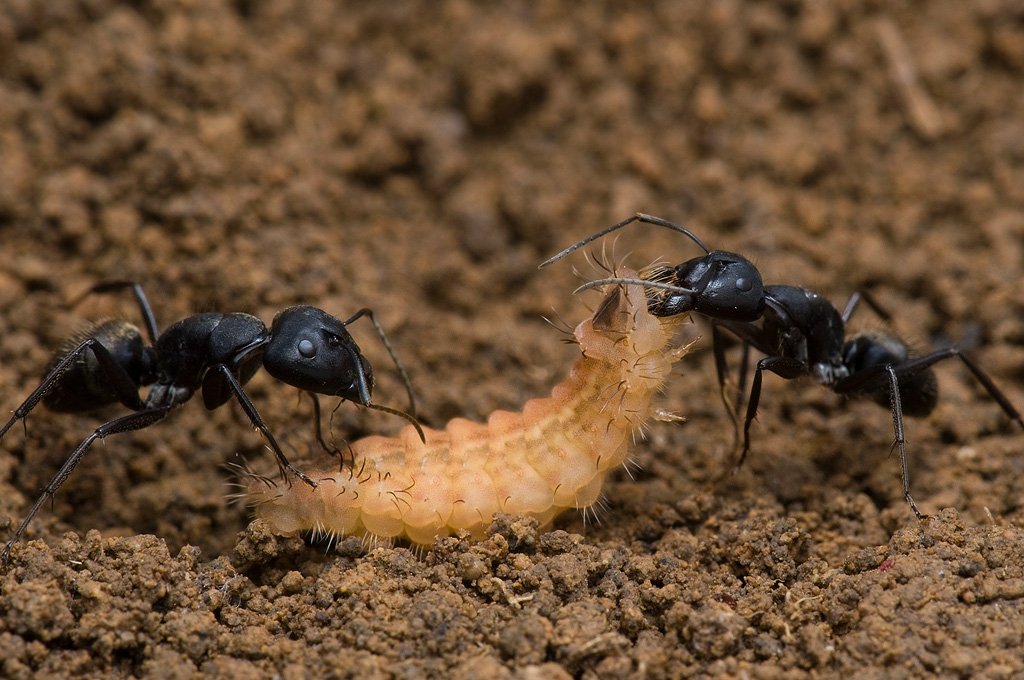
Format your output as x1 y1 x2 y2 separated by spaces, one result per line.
246 271 692 547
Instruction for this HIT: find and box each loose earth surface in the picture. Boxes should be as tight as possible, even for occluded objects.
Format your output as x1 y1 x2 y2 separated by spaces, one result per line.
1 1 1023 678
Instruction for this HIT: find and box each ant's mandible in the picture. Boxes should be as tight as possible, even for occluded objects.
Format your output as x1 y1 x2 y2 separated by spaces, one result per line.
543 213 1024 519
0 281 425 562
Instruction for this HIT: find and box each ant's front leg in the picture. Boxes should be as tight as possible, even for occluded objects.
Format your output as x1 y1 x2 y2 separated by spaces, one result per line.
710 322 743 453
739 356 808 467
208 365 317 489
306 392 353 469
712 319 779 460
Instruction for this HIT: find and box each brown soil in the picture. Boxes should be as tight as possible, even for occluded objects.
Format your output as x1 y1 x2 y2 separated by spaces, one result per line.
2 1 1023 678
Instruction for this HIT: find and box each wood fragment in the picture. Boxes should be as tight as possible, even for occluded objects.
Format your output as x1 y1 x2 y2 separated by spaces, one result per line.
875 18 945 140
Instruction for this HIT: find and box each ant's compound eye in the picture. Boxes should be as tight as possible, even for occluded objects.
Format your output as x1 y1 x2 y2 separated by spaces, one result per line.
297 339 317 358
735 277 753 292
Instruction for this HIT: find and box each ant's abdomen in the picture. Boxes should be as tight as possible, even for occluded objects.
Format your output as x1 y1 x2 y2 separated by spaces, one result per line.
43 320 155 413
844 331 938 417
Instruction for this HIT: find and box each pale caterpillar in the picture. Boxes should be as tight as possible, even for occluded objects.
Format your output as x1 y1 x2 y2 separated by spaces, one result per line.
243 270 692 546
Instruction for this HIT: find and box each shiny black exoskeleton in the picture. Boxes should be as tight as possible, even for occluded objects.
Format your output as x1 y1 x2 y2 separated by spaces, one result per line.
544 214 1024 518
542 213 768 322
0 281 422 562
715 284 1023 505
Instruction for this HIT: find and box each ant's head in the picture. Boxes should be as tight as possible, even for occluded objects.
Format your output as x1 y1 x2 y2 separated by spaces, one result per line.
652 251 765 320
264 306 374 405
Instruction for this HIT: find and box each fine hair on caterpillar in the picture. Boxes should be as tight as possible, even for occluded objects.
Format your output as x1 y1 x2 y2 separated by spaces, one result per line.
242 269 694 547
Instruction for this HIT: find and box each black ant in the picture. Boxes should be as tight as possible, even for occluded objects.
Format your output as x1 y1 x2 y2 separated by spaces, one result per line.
0 280 424 562
542 213 1024 518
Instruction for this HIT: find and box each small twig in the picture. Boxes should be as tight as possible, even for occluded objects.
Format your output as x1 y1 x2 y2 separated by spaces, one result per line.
875 18 944 140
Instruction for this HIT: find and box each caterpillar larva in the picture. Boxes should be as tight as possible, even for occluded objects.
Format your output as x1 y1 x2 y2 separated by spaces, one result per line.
243 271 692 546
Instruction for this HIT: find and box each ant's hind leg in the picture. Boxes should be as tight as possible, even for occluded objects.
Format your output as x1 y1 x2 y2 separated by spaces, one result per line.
0 337 148 441
949 351 1024 430
1 405 171 563
839 348 1024 429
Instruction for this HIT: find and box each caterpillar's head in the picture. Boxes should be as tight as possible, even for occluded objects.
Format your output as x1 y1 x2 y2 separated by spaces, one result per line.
578 268 674 360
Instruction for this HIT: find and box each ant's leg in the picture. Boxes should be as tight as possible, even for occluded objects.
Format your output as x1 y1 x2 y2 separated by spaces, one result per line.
834 348 1021 519
711 322 731 396
713 319 778 455
306 392 351 467
946 350 1024 429
342 308 418 419
841 290 893 325
841 292 862 324
211 365 317 489
739 356 808 467
711 322 742 451
1 406 171 563
710 319 762 402
0 338 147 441
299 391 419 458
886 350 1024 517
735 342 751 411
837 348 1023 429
70 281 160 343
881 365 925 519
307 392 335 455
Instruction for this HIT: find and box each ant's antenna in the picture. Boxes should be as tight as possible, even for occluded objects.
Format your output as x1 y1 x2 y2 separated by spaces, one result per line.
367 402 426 443
540 213 711 268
